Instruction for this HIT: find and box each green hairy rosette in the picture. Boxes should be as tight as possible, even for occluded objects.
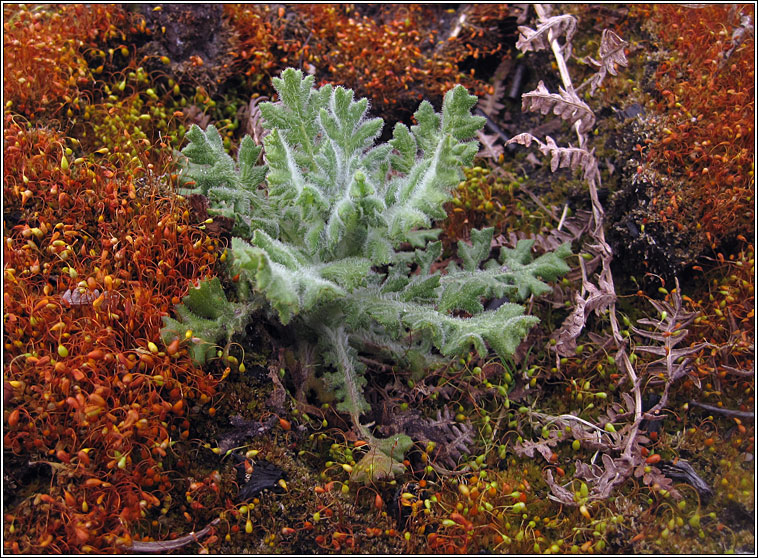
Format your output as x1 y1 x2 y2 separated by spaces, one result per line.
162 68 571 475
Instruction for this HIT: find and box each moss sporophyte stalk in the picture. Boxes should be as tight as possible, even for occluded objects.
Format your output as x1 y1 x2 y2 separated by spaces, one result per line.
4 4 753 554
161 68 571 476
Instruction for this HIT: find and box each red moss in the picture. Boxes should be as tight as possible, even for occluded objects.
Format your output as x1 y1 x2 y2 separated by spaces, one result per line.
3 114 221 553
641 4 755 245
3 4 136 119
687 243 755 404
225 4 511 121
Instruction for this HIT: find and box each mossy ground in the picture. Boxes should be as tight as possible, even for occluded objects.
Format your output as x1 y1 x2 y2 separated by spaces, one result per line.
3 4 753 554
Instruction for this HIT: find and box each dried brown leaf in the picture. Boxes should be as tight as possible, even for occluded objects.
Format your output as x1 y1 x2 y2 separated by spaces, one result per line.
476 130 504 160
477 79 507 117
545 469 577 505
584 29 629 95
522 81 596 134
574 453 635 501
541 136 600 182
630 282 705 382
505 133 599 182
553 282 616 357
516 14 577 59
513 434 560 462
237 96 269 145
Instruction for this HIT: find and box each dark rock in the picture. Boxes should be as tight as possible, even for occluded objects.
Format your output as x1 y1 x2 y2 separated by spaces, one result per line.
232 455 286 502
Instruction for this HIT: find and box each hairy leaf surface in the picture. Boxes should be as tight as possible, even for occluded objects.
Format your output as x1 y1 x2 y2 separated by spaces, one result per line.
163 68 571 467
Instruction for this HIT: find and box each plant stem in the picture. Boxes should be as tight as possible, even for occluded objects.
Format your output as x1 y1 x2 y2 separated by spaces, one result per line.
531 2 643 453
533 4 573 94
321 324 376 443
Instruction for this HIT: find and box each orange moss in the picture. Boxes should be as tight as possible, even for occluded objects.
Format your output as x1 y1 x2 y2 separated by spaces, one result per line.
221 5 284 89
4 4 753 554
2 4 137 119
687 243 754 407
640 4 755 245
3 114 222 553
225 4 510 121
